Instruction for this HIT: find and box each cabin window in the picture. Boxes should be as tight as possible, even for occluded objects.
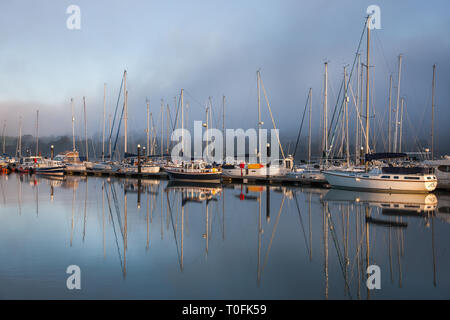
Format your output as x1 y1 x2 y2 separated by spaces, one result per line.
438 165 450 173
404 176 420 180
381 176 390 179
393 176 399 179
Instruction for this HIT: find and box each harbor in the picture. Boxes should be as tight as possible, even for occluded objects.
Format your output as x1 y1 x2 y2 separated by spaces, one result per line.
0 0 449 304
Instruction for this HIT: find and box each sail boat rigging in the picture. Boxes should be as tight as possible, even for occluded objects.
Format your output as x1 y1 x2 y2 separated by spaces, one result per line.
323 15 437 193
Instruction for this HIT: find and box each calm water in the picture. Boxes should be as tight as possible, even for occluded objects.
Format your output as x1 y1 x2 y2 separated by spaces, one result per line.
0 173 449 299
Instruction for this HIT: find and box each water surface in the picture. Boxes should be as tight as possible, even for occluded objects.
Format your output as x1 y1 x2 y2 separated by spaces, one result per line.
0 173 449 299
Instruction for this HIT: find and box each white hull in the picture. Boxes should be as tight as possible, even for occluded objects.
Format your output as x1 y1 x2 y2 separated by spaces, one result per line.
287 170 327 184
141 165 161 174
324 170 437 193
222 166 288 179
65 163 86 172
423 158 450 190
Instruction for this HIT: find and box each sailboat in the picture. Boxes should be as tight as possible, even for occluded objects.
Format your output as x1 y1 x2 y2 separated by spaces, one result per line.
222 70 294 180
323 16 437 193
420 65 450 190
424 156 450 190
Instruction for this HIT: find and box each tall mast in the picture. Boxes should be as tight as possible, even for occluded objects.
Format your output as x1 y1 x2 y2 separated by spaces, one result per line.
364 17 371 168
123 70 128 154
323 62 328 166
109 114 112 160
102 83 106 162
18 117 22 158
71 98 75 152
355 54 361 164
35 109 39 156
308 88 312 164
431 64 436 160
181 89 184 157
166 104 170 154
146 99 150 157
387 75 393 152
83 96 88 161
205 103 209 159
393 54 403 152
150 112 154 155
344 67 350 166
399 97 404 152
257 70 262 164
2 120 6 155
161 99 164 157
222 95 225 161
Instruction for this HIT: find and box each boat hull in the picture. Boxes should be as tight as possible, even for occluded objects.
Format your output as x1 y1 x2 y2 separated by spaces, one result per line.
35 166 65 176
222 166 288 179
324 171 437 193
166 170 221 183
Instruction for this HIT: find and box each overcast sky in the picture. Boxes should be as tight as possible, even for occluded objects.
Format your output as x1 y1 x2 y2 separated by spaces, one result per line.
0 0 449 151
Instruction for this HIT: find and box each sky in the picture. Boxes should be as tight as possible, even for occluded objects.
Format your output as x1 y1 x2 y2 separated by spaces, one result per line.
0 0 449 153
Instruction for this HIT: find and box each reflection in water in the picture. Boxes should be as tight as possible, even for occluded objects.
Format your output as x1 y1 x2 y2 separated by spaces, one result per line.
0 173 449 299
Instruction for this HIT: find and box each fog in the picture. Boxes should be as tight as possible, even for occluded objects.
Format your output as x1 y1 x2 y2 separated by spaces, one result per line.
0 0 449 156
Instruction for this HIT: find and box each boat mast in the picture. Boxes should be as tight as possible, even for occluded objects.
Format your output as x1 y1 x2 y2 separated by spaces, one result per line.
399 97 404 152
308 88 312 164
344 66 350 166
102 83 106 162
257 70 262 164
2 120 6 155
166 104 170 155
205 102 209 159
161 99 164 157
364 16 371 169
181 89 184 157
222 95 225 161
146 99 150 157
18 117 22 158
388 75 393 152
355 54 361 165
123 70 128 154
109 114 112 160
35 109 39 156
323 62 328 166
83 96 88 161
71 98 76 152
431 64 436 160
150 112 154 155
393 54 403 152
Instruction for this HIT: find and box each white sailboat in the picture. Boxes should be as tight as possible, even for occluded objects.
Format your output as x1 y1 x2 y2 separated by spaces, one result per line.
222 70 293 179
421 65 450 190
323 16 437 193
423 155 450 190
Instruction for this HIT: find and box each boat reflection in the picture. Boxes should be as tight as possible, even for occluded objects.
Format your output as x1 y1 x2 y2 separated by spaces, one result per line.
5 172 449 299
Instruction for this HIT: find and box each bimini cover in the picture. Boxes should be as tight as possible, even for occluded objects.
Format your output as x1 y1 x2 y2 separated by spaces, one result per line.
365 152 407 162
